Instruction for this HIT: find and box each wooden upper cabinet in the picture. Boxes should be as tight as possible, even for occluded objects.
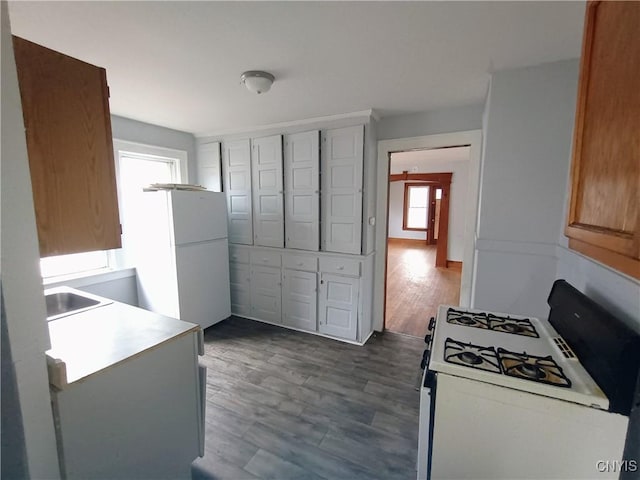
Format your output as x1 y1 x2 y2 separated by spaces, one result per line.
565 1 640 279
12 36 121 257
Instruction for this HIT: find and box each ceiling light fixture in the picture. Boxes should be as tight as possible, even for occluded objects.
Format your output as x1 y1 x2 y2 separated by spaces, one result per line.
240 70 275 94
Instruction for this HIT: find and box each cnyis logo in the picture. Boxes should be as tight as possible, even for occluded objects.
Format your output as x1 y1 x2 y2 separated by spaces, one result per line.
596 460 638 473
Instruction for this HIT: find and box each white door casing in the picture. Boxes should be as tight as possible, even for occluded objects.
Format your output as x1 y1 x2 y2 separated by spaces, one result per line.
318 273 359 340
282 269 317 331
197 141 222 192
250 265 282 323
222 139 253 245
321 125 364 254
284 130 320 251
252 135 284 248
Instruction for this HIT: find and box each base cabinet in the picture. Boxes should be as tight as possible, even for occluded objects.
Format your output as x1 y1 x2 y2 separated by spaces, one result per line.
229 245 372 344
229 261 251 317
282 269 317 331
250 265 282 323
318 273 359 341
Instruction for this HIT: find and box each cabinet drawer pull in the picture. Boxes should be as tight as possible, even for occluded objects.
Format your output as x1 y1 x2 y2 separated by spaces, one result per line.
297 262 304 266
337 266 344 270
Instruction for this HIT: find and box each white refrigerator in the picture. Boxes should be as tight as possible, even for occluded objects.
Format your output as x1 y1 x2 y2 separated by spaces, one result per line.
134 189 231 329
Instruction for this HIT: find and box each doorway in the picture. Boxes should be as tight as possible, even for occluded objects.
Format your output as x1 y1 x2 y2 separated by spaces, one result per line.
383 147 469 337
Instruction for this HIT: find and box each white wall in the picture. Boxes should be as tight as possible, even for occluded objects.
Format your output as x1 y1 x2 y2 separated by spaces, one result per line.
377 103 484 140
1 4 61 476
387 149 470 260
472 60 581 319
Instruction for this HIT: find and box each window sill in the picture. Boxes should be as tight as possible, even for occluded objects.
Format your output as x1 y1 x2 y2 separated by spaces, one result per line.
43 267 136 289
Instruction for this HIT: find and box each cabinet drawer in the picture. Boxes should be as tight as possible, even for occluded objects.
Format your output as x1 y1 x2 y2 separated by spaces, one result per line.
319 256 360 277
283 253 318 272
250 250 282 268
229 245 249 264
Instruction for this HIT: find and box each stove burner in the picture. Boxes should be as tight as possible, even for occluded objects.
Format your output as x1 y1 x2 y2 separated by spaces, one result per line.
502 323 525 334
497 348 571 388
444 338 501 373
446 308 489 329
458 316 475 325
460 351 482 365
515 363 546 380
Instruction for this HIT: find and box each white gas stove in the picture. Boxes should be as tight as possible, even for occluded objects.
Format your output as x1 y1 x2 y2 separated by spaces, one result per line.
429 305 609 410
417 280 640 480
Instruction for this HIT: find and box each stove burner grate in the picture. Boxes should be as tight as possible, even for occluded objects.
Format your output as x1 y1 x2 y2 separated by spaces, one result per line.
444 338 501 373
446 308 539 338
497 348 572 388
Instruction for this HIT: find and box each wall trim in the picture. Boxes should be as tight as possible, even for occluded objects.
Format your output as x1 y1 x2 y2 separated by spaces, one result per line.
374 129 483 332
198 109 378 138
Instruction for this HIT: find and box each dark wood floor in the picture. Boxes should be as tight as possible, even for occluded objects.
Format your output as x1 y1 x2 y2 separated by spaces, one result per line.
192 317 424 480
385 240 461 337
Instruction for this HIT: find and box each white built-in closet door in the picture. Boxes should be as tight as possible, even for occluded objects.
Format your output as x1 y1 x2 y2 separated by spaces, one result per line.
321 125 364 254
197 142 222 192
284 131 319 251
222 139 253 245
318 273 358 341
251 135 284 248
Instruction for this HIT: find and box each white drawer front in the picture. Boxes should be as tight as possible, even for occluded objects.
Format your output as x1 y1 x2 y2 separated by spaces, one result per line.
319 256 360 277
229 245 249 264
250 250 282 267
283 253 318 272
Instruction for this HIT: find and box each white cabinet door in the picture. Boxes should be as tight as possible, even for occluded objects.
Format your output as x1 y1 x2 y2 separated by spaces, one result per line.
284 131 320 251
197 142 222 192
222 139 253 245
251 135 284 248
229 261 251 317
318 273 358 341
250 265 282 323
282 269 317 332
321 125 364 254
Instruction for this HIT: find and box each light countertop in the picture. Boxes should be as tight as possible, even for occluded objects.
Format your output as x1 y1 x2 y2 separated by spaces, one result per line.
46 294 199 388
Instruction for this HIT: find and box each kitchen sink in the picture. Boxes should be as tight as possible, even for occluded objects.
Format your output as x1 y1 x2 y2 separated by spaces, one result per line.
45 288 112 320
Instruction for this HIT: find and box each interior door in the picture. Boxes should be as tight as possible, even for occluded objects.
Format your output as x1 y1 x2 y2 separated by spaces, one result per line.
282 269 317 331
284 131 320 251
321 125 364 254
222 139 253 244
251 135 284 248
318 273 358 340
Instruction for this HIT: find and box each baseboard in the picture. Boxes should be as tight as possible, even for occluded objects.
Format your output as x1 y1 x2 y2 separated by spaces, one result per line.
388 237 427 245
446 260 463 271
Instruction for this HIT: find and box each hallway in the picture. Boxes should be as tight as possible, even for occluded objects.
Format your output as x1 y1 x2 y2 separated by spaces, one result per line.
384 240 461 337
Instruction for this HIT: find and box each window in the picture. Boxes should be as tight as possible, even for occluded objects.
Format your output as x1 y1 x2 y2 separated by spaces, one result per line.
114 140 188 267
40 250 110 278
403 183 430 230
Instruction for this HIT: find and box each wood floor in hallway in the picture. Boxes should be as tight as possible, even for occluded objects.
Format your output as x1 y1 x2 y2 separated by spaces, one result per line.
385 239 461 337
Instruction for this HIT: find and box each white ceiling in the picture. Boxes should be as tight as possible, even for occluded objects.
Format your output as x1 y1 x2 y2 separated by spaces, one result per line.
8 1 585 137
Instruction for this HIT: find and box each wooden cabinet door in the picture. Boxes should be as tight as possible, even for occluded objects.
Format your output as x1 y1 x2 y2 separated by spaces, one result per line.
321 125 364 254
222 139 253 245
197 142 222 192
13 36 121 257
282 269 317 332
318 273 358 341
229 261 251 317
250 265 282 323
251 135 284 248
284 131 320 251
565 2 640 278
